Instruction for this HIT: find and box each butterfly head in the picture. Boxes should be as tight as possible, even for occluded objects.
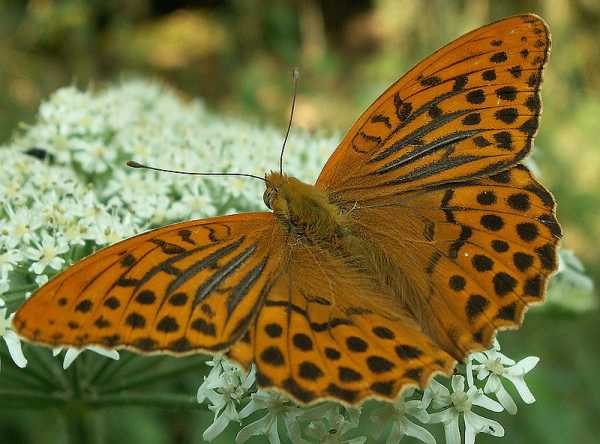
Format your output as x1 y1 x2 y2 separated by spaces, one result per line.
263 171 286 210
264 171 347 242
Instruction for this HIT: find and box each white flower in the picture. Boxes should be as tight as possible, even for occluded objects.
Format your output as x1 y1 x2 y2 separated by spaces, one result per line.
197 357 256 442
426 376 504 444
25 233 70 275
35 274 49 287
171 184 216 219
53 346 120 369
1 204 41 248
469 349 539 414
74 140 116 174
0 247 22 280
236 391 305 444
0 299 28 369
371 389 435 444
304 404 366 444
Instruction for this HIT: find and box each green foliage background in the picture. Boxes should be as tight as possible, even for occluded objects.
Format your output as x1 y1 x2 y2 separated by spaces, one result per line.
0 0 598 443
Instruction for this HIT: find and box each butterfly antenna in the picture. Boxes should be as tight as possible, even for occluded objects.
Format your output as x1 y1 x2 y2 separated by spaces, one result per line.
279 67 300 174
126 161 269 185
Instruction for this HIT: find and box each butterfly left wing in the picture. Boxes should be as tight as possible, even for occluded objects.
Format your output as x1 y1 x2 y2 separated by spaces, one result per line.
14 213 283 354
228 239 456 405
316 14 550 201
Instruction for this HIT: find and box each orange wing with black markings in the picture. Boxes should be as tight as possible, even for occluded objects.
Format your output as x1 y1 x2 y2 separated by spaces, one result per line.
350 164 560 360
317 14 550 201
229 238 455 405
14 213 283 354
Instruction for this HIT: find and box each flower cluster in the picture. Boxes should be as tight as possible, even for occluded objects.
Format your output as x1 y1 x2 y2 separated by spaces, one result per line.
0 80 594 443
195 342 537 444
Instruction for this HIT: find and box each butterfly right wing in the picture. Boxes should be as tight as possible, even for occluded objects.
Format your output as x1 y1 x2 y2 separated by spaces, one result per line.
349 164 560 360
14 213 283 355
316 14 549 201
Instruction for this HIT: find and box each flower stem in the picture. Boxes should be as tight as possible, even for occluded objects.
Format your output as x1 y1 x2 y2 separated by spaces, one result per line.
92 350 138 386
0 388 68 408
63 404 102 444
28 345 69 388
98 360 208 394
88 393 201 409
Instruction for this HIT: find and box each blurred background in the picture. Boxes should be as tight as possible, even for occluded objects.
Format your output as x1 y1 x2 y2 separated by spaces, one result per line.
0 0 598 442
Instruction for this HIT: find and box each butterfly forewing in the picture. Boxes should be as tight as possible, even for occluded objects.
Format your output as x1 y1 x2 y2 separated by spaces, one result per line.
317 15 550 201
14 213 282 354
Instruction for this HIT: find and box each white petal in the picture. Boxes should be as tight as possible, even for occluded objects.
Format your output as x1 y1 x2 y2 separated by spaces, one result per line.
472 392 503 412
429 408 457 425
451 375 465 393
495 383 517 415
470 352 487 363
402 417 437 444
406 400 430 423
35 274 49 286
3 331 27 368
464 411 504 437
203 410 233 442
386 421 406 444
464 421 476 444
88 346 119 360
509 356 539 375
63 348 83 369
241 364 256 390
443 415 461 444
283 412 307 444
423 378 450 409
505 374 536 404
483 375 501 393
466 358 475 387
266 415 281 444
223 401 241 422
496 351 515 366
236 413 273 443
239 399 261 419
477 367 490 380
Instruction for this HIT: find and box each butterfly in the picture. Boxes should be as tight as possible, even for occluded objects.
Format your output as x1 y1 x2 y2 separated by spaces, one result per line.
13 14 560 405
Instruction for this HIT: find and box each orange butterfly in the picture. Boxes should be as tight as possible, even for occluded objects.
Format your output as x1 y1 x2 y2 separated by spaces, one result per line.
14 14 560 405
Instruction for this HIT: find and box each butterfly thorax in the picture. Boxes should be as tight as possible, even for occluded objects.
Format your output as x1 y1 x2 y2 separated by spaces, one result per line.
264 172 349 243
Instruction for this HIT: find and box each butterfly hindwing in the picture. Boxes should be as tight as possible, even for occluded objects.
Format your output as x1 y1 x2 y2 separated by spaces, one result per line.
229 241 455 404
317 15 550 201
14 213 282 354
351 164 560 359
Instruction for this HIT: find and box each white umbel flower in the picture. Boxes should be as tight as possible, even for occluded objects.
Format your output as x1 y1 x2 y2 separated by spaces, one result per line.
0 299 27 369
24 233 69 275
236 391 305 444
470 348 539 414
371 388 435 444
304 408 366 444
426 376 504 444
197 357 256 442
